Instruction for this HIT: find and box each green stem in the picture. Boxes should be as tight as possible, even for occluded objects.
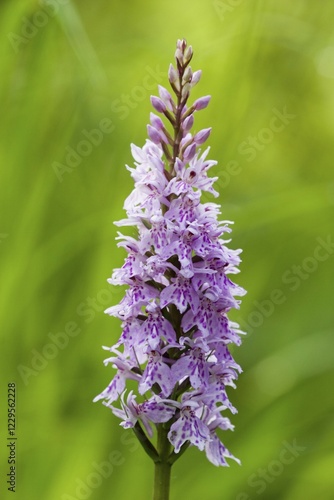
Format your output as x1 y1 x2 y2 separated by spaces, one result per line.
133 422 159 463
153 425 172 500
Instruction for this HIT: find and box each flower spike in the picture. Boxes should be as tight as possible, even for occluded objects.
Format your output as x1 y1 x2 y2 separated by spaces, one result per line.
94 40 246 496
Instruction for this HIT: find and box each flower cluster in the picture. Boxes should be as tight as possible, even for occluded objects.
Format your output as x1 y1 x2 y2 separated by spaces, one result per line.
94 39 246 467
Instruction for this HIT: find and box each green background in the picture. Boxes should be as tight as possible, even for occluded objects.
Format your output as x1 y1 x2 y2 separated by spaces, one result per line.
1 1 334 499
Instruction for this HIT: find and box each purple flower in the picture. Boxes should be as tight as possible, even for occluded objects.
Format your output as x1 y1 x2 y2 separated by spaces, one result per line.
107 391 175 438
205 433 240 467
93 354 141 405
168 402 210 453
139 348 174 397
203 409 241 466
94 39 246 469
139 301 177 349
165 149 218 198
160 275 199 313
171 346 210 389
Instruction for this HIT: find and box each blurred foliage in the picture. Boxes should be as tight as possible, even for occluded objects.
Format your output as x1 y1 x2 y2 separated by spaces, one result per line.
1 1 334 499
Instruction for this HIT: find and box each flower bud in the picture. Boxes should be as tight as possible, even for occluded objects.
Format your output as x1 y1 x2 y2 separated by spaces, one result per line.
158 85 174 111
175 48 183 65
194 127 212 145
177 39 187 52
147 125 162 145
182 66 193 83
193 95 211 111
150 112 164 131
181 104 187 116
168 64 178 84
183 114 194 133
180 133 192 149
181 82 191 101
147 125 169 145
191 70 202 86
150 96 166 113
183 142 196 161
184 45 193 64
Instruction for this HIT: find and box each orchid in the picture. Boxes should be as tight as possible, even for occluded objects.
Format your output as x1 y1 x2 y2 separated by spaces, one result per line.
94 39 246 500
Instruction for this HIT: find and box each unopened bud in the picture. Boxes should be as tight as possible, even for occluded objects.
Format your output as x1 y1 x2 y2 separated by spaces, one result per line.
177 39 187 52
171 78 180 93
183 114 194 133
147 125 168 145
147 125 162 144
184 45 193 64
194 127 212 145
181 82 191 101
193 95 211 111
150 112 164 131
175 48 183 65
180 133 192 149
182 66 193 83
183 142 197 161
150 96 166 113
191 70 202 86
158 85 174 111
168 64 178 84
